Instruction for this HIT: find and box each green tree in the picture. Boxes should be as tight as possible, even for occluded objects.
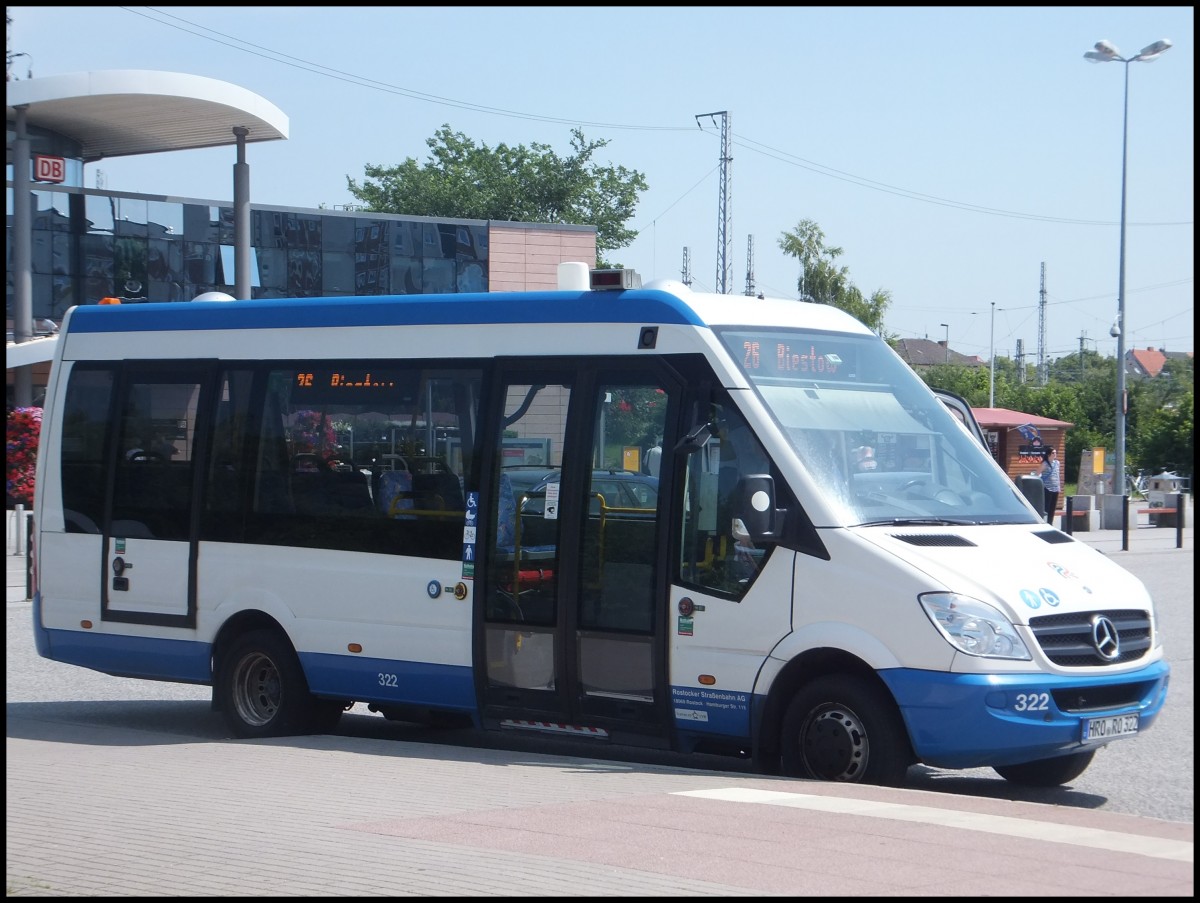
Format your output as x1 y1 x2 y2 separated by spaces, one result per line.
1128 356 1194 475
919 363 987 402
777 219 892 335
919 352 1193 486
346 126 648 265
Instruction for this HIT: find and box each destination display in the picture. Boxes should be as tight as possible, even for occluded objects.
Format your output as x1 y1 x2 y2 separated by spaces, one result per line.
719 330 867 382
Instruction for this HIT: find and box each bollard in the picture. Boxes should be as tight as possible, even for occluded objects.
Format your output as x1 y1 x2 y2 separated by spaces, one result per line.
26 514 33 600
14 504 27 556
1063 496 1074 535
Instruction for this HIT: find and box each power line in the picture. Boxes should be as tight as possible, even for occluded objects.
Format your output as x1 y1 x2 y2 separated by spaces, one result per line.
119 7 1193 229
730 134 1190 227
126 6 689 131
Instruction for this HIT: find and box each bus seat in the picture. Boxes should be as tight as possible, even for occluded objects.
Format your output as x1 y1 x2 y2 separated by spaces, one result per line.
497 473 518 549
414 471 465 512
326 469 374 512
378 470 415 519
495 473 556 611
255 471 293 514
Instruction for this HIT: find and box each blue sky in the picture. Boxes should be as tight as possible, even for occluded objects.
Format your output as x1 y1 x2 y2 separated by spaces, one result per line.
8 6 1194 362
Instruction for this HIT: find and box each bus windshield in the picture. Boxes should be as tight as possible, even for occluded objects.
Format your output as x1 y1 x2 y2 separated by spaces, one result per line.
718 328 1038 526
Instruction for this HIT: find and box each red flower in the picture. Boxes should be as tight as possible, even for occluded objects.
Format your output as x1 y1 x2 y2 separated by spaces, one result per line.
290 409 337 455
7 406 43 507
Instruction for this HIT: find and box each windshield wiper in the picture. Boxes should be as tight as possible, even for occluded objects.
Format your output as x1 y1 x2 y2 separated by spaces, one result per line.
856 517 978 527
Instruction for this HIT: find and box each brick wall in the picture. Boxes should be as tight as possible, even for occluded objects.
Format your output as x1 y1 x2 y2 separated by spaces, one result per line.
488 224 596 291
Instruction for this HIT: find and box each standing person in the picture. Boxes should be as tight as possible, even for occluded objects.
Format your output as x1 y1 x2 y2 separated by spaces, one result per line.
644 437 662 478
1040 447 1061 524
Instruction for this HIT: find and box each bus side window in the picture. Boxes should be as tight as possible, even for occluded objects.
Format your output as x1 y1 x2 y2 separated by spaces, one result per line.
245 365 480 559
59 366 115 535
202 370 257 539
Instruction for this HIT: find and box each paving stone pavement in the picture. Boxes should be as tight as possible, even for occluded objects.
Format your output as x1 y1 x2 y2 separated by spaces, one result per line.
6 502 1193 896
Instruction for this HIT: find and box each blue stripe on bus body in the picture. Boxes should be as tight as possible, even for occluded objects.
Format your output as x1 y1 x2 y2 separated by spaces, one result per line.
65 290 705 334
38 628 479 714
41 628 213 684
300 651 476 713
670 686 752 736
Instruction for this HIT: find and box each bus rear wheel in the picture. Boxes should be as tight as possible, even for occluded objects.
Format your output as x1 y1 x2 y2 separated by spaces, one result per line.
780 675 911 786
218 629 327 739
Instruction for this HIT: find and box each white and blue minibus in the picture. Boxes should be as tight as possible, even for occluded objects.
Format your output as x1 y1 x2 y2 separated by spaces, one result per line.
31 264 1169 786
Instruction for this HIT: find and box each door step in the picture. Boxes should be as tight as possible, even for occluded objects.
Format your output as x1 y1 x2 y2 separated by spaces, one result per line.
499 719 609 739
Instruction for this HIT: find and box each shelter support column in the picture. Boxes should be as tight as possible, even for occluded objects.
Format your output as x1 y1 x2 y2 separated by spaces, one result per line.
11 105 34 406
233 126 251 301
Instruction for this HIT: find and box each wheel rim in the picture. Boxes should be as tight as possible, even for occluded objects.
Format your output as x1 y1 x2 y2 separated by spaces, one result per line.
231 651 282 728
799 703 869 781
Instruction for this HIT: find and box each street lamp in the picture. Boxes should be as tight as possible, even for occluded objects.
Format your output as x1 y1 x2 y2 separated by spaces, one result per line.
970 305 997 406
939 323 949 363
1084 37 1172 499
989 302 996 408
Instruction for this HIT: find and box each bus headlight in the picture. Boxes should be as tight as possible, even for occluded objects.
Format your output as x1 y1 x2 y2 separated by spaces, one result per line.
919 592 1031 660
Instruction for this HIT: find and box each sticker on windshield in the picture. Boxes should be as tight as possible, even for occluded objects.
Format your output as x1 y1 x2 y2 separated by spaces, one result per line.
544 481 561 519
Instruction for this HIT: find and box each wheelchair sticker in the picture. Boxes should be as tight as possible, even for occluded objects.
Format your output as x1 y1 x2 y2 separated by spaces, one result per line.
1019 587 1061 610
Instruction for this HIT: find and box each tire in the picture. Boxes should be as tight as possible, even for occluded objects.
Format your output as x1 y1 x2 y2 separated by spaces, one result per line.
993 750 1095 787
217 629 324 739
780 675 912 786
309 699 348 734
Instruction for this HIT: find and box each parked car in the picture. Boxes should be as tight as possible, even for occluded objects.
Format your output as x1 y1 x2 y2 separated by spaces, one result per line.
500 464 561 504
521 468 658 516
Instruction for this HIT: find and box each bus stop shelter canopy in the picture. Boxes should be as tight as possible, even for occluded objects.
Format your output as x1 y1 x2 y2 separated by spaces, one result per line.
7 70 289 406
6 69 289 162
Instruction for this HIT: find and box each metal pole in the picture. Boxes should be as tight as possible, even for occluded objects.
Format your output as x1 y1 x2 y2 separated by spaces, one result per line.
1113 61 1131 513
233 126 252 301
25 512 33 601
989 302 996 407
1121 490 1129 551
12 105 34 406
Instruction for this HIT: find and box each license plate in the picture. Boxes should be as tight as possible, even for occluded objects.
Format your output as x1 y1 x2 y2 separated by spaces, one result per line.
1082 713 1139 741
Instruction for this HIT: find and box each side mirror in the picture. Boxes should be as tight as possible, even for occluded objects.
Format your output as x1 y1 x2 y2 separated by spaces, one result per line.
740 474 786 541
673 421 714 455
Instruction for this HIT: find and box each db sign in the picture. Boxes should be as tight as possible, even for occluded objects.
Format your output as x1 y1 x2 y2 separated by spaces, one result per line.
34 155 67 183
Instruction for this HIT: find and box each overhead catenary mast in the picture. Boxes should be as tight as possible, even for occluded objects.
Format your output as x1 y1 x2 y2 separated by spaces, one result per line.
696 110 731 294
1038 262 1048 386
744 235 755 296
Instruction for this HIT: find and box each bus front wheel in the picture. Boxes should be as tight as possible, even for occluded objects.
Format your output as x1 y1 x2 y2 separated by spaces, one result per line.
780 675 911 786
218 629 327 739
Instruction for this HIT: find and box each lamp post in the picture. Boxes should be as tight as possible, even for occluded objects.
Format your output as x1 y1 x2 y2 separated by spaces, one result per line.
1084 37 1172 499
989 302 996 408
939 323 949 363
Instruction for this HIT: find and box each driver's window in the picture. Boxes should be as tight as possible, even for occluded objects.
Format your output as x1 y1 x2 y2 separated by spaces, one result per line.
677 397 772 597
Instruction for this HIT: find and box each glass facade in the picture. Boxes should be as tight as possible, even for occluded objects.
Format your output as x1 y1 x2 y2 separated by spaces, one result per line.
7 185 491 320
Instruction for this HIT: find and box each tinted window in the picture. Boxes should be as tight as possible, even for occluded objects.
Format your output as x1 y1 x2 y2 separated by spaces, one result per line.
58 366 114 533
